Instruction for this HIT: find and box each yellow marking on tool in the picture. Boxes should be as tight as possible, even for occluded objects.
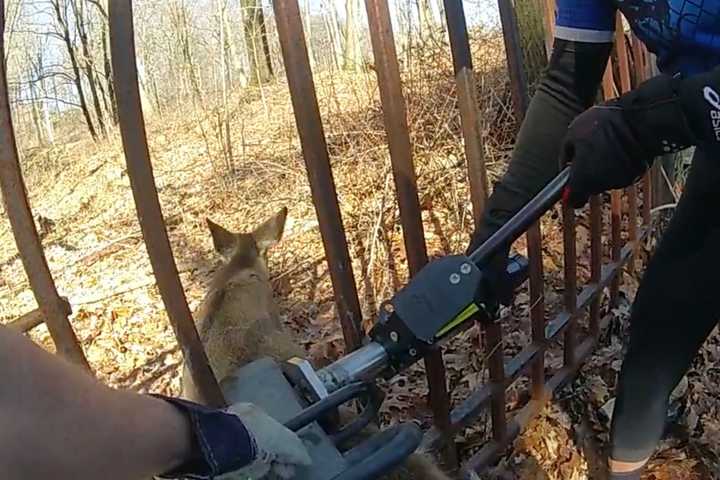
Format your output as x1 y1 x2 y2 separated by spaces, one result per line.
435 303 480 338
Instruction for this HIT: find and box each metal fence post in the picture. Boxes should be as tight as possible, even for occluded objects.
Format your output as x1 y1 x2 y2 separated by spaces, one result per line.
443 0 488 226
364 0 457 467
0 8 89 370
272 0 364 351
109 0 225 408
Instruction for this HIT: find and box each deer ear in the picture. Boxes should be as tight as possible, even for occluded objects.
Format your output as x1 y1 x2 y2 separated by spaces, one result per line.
253 207 288 252
207 218 237 257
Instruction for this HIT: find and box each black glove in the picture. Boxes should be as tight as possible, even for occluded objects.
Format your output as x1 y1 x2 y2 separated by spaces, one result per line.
562 74 697 208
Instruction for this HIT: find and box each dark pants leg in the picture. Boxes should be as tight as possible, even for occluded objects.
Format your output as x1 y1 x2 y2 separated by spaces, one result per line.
610 147 720 462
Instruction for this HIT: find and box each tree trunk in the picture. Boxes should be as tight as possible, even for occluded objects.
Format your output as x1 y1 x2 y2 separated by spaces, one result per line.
416 0 436 40
51 0 97 140
240 0 274 85
343 0 362 71
322 0 343 70
29 77 44 146
303 0 315 69
101 23 118 124
72 0 107 135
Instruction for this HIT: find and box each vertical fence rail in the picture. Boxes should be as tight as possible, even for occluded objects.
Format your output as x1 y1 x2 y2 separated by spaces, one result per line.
498 0 530 117
109 0 225 408
0 8 89 370
602 62 624 305
443 0 488 225
272 0 364 352
562 204 577 367
528 222 546 401
589 195 603 337
631 37 653 224
363 0 456 466
614 21 639 273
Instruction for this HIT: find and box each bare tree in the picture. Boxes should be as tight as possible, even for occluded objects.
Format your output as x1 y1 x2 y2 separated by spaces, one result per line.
342 0 362 71
70 0 106 135
50 0 97 140
416 0 437 40
240 0 274 84
321 0 343 70
168 0 203 102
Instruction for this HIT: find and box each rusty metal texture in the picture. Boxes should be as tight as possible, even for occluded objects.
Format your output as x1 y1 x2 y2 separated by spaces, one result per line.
8 297 71 333
109 0 225 408
364 0 455 464
271 0 364 351
562 203 577 367
542 0 557 55
498 0 530 118
0 15 88 369
527 221 546 401
589 195 602 337
443 0 488 224
615 23 639 275
364 0 429 276
602 61 623 305
631 36 653 225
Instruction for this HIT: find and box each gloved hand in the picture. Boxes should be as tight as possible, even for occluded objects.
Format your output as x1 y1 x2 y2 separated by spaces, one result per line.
154 396 311 480
561 74 697 208
227 403 312 479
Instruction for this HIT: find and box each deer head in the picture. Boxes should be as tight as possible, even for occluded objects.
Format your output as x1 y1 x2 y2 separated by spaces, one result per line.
181 207 304 402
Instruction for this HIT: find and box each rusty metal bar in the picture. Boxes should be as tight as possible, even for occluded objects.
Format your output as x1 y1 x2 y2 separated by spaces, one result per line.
484 319 507 442
527 221 546 401
562 203 577 367
631 36 653 226
498 0 530 118
443 0 488 224
364 0 456 465
615 22 638 276
364 0 429 276
0 15 88 369
7 298 71 333
109 0 224 408
272 0 364 351
542 0 556 56
602 61 623 305
589 195 602 337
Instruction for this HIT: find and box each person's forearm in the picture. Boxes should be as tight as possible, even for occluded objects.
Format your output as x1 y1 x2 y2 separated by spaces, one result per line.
0 326 193 480
470 39 612 251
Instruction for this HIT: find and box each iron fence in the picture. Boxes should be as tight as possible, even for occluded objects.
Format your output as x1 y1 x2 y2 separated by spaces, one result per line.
0 0 656 476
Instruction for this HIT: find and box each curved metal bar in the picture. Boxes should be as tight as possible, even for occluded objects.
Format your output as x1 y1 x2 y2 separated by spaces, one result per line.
108 0 224 407
0 9 88 369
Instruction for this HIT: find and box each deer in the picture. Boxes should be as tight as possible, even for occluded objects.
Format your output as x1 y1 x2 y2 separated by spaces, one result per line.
180 207 453 480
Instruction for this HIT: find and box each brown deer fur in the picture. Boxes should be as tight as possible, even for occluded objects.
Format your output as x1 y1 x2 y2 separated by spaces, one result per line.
181 208 452 480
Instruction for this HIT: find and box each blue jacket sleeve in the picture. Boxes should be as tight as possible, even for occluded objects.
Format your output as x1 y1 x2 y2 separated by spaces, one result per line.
555 0 617 43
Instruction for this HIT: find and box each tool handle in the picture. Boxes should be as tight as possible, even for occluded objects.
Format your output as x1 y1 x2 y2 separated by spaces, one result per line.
469 167 570 265
332 423 423 480
284 382 376 432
